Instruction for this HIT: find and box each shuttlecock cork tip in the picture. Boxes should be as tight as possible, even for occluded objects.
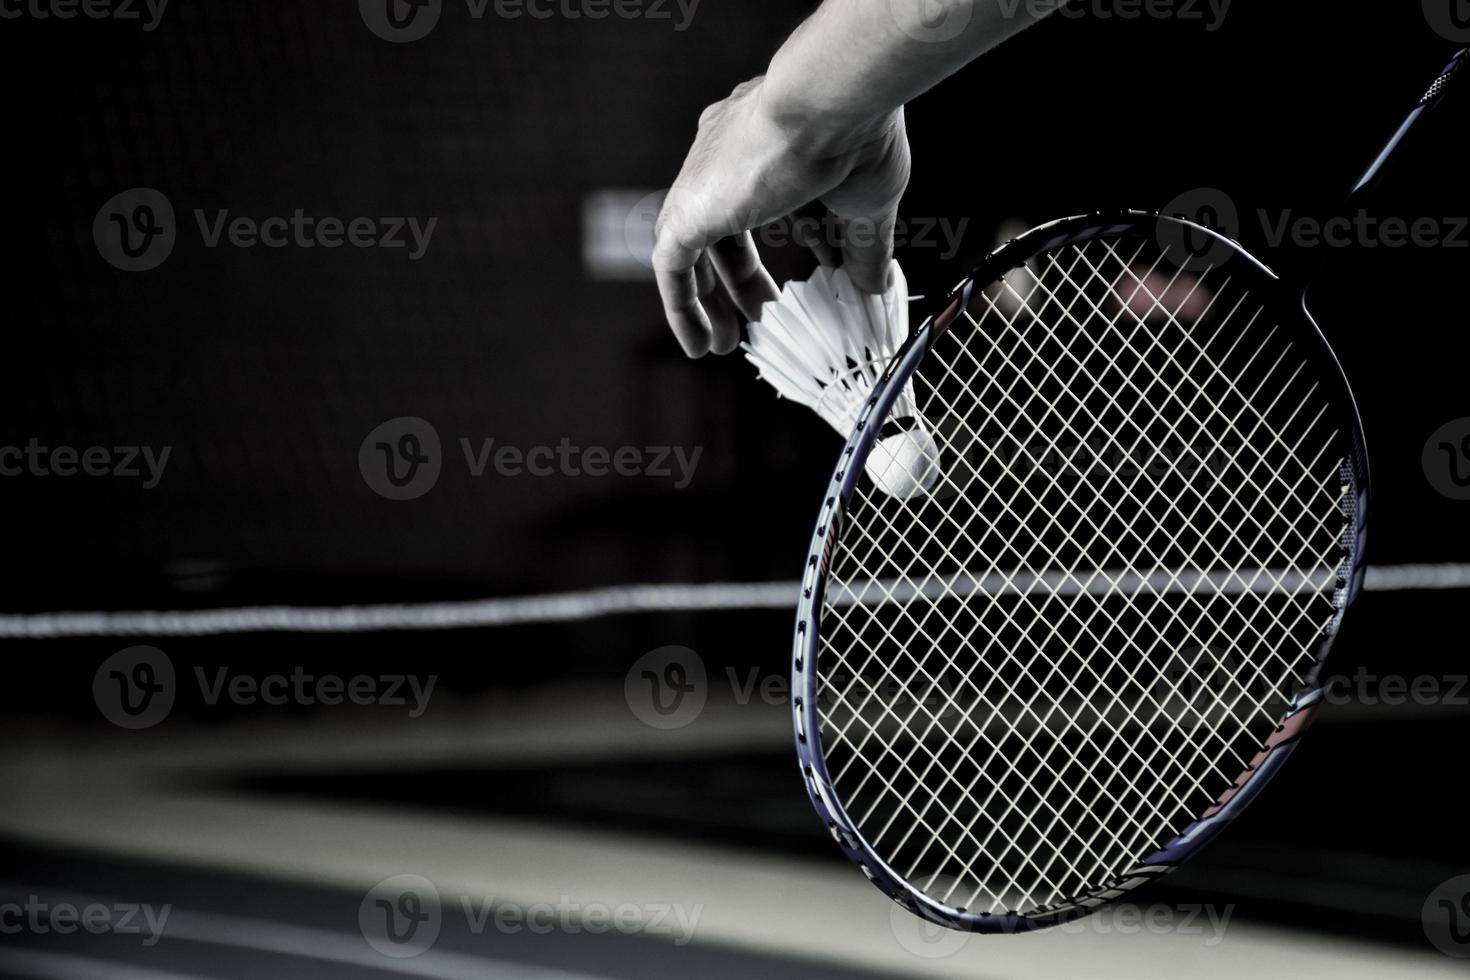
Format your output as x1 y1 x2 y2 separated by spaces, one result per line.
865 425 940 501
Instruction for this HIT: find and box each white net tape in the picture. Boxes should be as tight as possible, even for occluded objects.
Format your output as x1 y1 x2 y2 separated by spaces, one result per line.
817 234 1351 916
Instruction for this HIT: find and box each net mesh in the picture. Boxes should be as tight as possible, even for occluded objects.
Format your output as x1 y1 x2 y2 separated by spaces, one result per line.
816 232 1352 917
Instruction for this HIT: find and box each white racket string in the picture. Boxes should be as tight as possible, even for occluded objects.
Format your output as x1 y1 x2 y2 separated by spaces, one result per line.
815 234 1350 916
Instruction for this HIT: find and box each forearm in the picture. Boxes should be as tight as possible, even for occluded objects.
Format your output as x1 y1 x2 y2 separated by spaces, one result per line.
763 0 1058 154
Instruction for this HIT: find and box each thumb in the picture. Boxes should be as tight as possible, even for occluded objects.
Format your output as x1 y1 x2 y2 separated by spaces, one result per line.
836 210 898 294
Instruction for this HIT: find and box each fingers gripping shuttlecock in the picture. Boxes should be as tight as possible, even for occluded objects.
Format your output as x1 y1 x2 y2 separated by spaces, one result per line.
743 262 939 500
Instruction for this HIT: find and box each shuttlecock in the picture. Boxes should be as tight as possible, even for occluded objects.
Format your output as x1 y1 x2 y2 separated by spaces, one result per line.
743 262 940 501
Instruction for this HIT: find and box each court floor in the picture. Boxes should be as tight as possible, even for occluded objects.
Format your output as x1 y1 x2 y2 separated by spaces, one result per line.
1 645 1462 980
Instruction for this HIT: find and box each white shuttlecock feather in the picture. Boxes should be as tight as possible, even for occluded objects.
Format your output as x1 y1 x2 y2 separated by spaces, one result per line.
743 262 940 500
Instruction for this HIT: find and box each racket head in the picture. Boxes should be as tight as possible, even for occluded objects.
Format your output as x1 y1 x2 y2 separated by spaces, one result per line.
792 211 1368 933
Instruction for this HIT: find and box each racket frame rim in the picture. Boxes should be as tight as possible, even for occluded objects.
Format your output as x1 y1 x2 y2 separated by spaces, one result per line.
791 209 1371 934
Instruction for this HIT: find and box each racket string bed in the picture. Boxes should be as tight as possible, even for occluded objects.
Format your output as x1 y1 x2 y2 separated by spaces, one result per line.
814 233 1350 917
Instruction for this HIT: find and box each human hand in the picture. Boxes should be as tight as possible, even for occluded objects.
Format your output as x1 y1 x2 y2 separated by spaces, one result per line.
653 76 911 357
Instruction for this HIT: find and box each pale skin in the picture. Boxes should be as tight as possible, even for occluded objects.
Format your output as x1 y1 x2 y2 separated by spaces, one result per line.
653 0 1063 357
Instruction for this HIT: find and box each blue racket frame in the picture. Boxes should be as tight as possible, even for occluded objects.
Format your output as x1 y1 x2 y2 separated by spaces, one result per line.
790 211 1371 933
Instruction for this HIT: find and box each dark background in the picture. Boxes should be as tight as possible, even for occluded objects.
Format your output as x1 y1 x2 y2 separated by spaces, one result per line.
1 0 1466 607
0 1 1467 974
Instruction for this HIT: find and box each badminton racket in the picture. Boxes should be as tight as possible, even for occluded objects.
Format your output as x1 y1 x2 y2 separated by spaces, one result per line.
793 48 1466 933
